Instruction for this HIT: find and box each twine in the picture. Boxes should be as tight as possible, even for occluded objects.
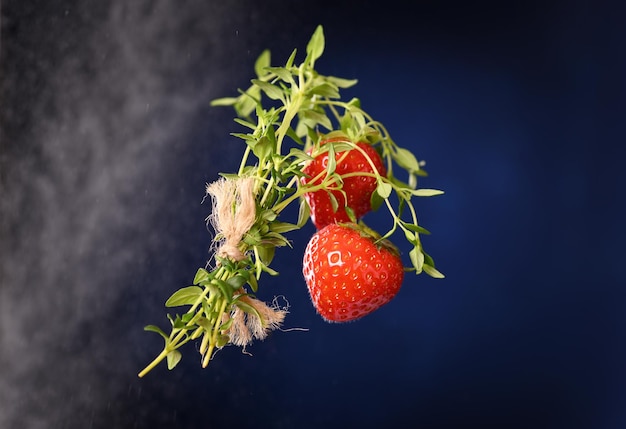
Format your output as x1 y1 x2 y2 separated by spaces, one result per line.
225 295 287 347
206 177 287 347
206 177 256 262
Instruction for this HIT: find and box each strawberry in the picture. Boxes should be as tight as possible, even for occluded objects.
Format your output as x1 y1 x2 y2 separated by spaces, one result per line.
302 223 404 322
301 138 386 229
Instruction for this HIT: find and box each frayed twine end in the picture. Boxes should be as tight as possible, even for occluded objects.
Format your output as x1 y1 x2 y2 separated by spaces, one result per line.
206 177 256 262
224 295 288 347
204 178 295 349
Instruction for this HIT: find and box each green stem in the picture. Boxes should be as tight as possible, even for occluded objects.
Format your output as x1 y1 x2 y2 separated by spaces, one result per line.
273 169 335 214
275 92 302 154
138 349 170 378
325 98 342 122
273 143 357 215
202 297 229 367
259 175 274 207
238 146 252 176
138 265 232 377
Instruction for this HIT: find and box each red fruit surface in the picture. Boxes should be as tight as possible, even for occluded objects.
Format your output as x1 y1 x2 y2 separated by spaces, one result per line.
302 223 404 323
301 139 386 229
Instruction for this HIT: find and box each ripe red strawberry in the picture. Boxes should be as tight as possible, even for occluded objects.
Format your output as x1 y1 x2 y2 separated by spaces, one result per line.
302 223 404 322
301 138 386 229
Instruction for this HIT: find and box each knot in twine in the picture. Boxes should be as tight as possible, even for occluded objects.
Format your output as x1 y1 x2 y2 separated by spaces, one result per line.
206 177 256 262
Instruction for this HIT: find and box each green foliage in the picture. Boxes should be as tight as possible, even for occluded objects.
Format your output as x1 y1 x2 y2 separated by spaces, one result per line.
140 24 444 378
165 286 203 307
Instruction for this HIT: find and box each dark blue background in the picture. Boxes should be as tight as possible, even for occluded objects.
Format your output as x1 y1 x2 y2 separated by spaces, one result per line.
1 1 625 428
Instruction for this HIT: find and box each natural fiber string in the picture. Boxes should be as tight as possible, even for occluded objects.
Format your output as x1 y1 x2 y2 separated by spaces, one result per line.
205 177 287 347
205 177 256 262
224 295 287 347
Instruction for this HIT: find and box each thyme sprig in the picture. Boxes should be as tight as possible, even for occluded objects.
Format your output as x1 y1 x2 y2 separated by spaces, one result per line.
139 25 443 377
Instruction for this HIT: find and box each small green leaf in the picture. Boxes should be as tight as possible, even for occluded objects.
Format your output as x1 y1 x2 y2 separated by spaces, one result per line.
260 209 278 222
327 191 339 212
306 25 325 63
370 189 384 211
325 141 353 153
409 246 424 273
213 279 235 301
308 82 340 98
423 264 445 278
403 228 417 244
252 79 284 101
226 275 247 290
264 231 292 247
165 286 203 307
195 316 212 331
394 147 421 173
423 251 435 267
301 109 333 130
339 113 354 132
411 189 444 197
305 124 318 141
144 325 169 342
219 172 243 180
220 317 233 331
256 244 276 265
326 144 337 175
193 268 210 285
288 147 313 162
247 273 258 293
233 297 262 320
265 66 294 83
397 195 406 217
236 86 260 117
231 132 254 142
403 222 431 235
251 136 273 160
345 206 357 223
347 97 361 108
233 118 257 130
376 182 393 199
172 314 187 329
216 334 230 348
261 264 279 276
408 173 417 189
297 198 310 227
285 48 297 68
326 76 358 88
254 49 271 78
270 221 300 234
166 350 182 370
352 111 366 129
210 97 238 107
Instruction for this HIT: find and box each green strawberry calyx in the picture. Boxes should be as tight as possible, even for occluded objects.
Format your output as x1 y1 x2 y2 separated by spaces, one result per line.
339 221 402 259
